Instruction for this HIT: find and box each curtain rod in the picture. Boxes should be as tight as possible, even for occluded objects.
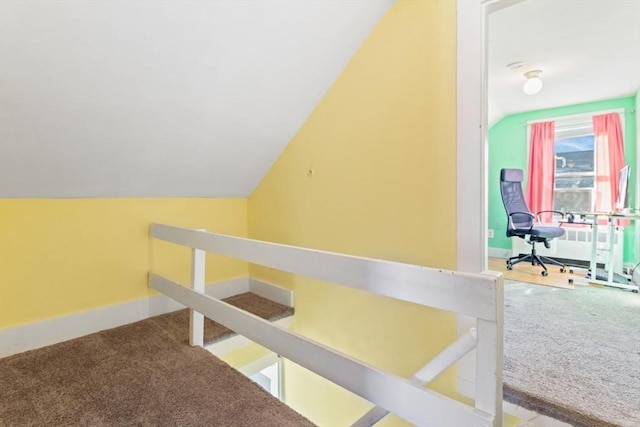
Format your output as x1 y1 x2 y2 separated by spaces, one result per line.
523 107 635 127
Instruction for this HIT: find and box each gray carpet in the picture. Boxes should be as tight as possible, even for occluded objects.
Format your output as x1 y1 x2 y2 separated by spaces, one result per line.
504 281 640 427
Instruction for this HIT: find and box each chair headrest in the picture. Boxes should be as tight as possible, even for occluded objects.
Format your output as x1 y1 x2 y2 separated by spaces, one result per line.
501 168 523 183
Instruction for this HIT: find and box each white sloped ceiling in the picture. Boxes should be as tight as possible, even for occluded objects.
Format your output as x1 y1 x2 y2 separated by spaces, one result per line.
0 0 394 197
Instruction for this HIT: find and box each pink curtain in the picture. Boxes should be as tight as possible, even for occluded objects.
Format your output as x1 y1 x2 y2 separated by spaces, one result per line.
526 121 556 223
593 113 625 213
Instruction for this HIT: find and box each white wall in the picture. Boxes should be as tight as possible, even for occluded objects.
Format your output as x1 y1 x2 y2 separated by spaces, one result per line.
0 1 394 198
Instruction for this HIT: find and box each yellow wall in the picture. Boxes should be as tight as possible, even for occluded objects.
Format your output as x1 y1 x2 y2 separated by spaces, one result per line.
248 1 458 425
0 198 248 328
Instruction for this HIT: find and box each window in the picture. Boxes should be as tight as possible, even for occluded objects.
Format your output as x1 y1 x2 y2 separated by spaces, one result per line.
528 110 625 217
554 133 595 213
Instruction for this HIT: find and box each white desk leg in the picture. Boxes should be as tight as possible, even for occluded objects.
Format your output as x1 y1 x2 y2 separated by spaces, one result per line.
606 218 616 286
589 220 599 279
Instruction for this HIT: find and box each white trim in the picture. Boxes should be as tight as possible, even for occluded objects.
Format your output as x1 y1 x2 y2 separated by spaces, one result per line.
456 0 490 405
249 278 293 307
457 0 486 274
205 277 250 299
456 2 513 414
0 277 248 358
488 247 510 259
636 90 639 261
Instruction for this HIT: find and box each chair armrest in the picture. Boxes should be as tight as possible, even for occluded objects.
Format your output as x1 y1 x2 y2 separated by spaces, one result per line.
508 211 535 232
535 210 565 223
536 210 565 218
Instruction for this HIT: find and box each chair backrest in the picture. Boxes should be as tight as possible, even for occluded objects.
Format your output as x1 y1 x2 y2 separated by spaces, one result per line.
500 168 534 235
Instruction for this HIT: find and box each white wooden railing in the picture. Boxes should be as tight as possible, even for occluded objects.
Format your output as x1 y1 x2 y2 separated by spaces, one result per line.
149 224 504 427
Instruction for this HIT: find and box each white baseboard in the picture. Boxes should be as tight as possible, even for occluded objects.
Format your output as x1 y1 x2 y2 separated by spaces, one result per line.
249 279 293 307
488 247 511 259
0 277 249 358
206 277 249 299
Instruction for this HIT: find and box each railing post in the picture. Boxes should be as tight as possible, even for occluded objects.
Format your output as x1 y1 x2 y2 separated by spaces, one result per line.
189 229 206 347
475 271 504 426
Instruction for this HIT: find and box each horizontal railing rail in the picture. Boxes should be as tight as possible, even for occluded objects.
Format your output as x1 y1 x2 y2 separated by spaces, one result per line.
149 223 503 427
150 224 499 321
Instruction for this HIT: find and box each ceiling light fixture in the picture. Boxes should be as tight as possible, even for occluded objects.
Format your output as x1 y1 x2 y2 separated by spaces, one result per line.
523 70 543 95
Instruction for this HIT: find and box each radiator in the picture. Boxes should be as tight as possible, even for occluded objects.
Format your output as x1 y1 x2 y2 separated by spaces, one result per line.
511 225 625 273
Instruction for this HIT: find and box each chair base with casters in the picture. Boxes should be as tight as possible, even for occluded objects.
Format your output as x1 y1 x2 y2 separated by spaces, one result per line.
506 238 567 277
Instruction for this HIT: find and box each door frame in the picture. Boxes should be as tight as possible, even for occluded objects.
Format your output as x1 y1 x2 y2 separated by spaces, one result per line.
456 0 523 398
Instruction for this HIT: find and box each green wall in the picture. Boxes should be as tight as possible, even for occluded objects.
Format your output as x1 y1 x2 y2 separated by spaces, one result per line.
488 96 637 264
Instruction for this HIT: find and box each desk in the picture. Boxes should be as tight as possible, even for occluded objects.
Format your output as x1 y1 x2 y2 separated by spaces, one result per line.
570 211 639 291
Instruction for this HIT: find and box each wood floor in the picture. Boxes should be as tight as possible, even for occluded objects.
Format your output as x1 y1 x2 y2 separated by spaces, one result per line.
488 257 578 289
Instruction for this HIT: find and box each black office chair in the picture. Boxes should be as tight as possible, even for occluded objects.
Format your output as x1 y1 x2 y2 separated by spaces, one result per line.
500 168 567 276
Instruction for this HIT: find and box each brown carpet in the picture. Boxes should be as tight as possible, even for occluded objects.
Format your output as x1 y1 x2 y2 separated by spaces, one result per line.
0 293 313 427
151 292 294 346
